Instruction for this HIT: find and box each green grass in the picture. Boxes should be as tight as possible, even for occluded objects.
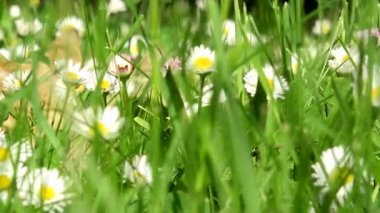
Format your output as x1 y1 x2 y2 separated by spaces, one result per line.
1 0 380 212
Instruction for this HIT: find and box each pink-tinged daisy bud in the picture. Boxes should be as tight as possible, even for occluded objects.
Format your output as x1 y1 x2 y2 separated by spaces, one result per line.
164 57 182 72
108 54 134 77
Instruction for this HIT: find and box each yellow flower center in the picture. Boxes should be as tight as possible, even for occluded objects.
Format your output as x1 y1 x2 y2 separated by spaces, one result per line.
322 23 331 34
194 57 213 71
39 185 56 201
64 71 80 83
100 80 111 91
223 27 229 37
62 24 77 32
130 45 139 57
96 121 109 138
0 175 11 190
341 54 350 63
329 167 354 186
372 86 380 102
0 147 9 161
267 79 274 91
75 83 85 94
14 80 22 89
292 63 299 74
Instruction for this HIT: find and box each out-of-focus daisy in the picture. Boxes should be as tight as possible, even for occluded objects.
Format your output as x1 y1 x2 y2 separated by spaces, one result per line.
222 20 236 45
108 54 134 77
107 0 126 15
243 69 259 97
328 46 359 74
1 69 31 94
312 19 332 35
129 35 147 58
311 146 353 205
0 48 10 60
0 161 15 202
263 65 289 100
9 5 21 19
291 54 300 74
184 84 227 117
14 43 40 59
123 155 153 185
245 32 258 46
163 57 182 75
372 70 380 107
14 18 42 36
72 106 125 140
55 60 84 85
56 16 85 37
196 0 206 10
187 45 215 75
84 71 120 93
18 168 72 212
0 132 33 164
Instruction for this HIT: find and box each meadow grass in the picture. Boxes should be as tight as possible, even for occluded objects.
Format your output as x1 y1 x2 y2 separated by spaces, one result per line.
1 0 380 212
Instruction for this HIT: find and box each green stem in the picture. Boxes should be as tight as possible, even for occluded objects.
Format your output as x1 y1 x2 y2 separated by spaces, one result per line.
198 74 207 113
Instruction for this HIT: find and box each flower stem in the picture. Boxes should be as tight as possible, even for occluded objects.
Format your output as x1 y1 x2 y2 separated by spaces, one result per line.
198 74 207 113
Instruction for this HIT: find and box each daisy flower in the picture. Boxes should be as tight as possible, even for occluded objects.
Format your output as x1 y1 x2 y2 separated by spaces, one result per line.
123 155 153 185
243 69 259 97
312 19 332 35
263 65 289 100
18 168 72 212
9 5 21 19
311 146 354 205
14 43 40 59
245 32 258 46
108 54 134 77
291 54 300 75
72 106 125 140
55 60 85 86
0 161 15 202
328 46 359 74
56 16 85 37
0 161 27 203
107 0 126 15
14 18 42 36
1 69 31 94
222 20 236 45
187 45 216 75
372 70 380 107
83 71 120 93
196 0 206 10
129 35 147 58
0 132 33 164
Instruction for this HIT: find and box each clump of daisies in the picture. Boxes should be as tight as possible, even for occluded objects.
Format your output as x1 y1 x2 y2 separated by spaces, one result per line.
328 46 359 74
1 69 31 94
14 18 43 36
123 155 153 185
187 45 216 75
0 129 33 202
56 16 85 37
311 146 354 205
243 65 289 100
72 106 125 140
53 60 87 102
17 168 72 212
